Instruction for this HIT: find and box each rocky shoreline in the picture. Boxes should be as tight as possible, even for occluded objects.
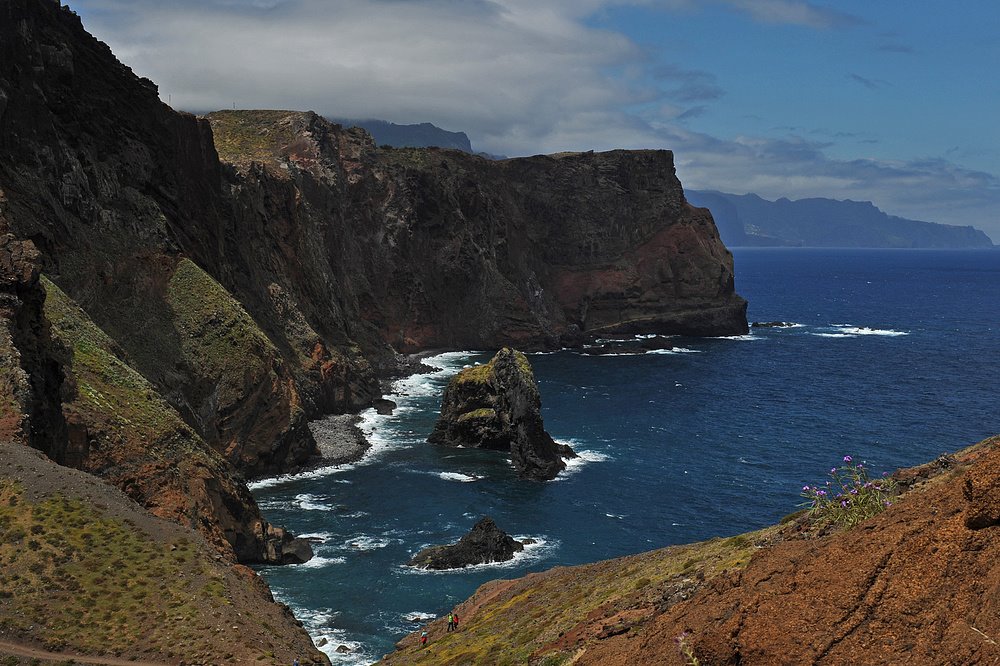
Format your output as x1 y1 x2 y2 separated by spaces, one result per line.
0 2 750 663
307 414 371 467
383 435 1000 665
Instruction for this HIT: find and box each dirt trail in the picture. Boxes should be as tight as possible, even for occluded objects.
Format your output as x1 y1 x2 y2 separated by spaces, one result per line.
0 639 173 665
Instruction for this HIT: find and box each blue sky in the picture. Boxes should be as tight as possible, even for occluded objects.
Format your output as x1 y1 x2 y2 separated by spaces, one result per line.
67 0 999 237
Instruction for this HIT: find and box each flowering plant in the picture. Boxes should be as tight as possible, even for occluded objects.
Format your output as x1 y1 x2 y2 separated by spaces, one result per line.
674 632 701 666
801 456 897 528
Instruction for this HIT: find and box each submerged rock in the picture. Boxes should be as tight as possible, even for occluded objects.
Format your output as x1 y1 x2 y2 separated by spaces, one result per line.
408 517 524 570
262 525 314 564
428 348 573 480
373 398 397 415
751 321 795 328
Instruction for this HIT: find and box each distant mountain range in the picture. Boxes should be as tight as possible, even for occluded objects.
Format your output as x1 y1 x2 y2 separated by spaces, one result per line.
686 190 994 248
328 117 474 152
322 120 992 249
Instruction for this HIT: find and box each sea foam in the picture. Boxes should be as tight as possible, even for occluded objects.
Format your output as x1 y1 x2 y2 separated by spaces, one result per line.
438 471 483 483
341 535 398 552
250 351 480 491
296 556 347 569
646 346 702 354
833 325 908 337
294 493 332 512
554 442 612 480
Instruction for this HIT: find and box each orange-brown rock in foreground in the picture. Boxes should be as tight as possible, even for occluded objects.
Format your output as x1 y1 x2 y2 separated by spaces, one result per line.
383 436 1000 665
586 438 1000 665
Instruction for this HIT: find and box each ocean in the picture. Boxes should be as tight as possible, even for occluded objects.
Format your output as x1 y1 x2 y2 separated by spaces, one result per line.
251 248 1000 664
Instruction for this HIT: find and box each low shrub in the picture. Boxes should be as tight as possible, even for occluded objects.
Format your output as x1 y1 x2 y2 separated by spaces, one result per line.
801 456 897 528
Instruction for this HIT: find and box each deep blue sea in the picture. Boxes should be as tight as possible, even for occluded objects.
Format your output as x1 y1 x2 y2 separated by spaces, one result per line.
252 248 1000 664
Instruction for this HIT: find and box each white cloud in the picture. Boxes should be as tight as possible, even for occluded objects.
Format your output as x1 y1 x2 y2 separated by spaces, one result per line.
75 0 651 146
719 0 863 29
68 0 999 238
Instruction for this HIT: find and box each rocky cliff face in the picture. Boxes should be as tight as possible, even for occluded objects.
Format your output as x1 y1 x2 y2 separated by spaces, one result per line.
0 0 377 481
0 0 324 562
0 195 68 458
0 0 745 562
429 348 569 480
208 111 748 351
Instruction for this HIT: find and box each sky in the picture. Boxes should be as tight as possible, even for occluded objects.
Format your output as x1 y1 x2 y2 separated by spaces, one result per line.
66 0 1000 237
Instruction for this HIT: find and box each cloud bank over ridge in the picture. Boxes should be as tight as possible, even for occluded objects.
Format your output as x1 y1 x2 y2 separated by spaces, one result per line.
69 0 999 236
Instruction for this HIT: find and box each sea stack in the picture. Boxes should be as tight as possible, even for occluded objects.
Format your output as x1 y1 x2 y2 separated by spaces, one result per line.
429 348 572 481
408 517 524 569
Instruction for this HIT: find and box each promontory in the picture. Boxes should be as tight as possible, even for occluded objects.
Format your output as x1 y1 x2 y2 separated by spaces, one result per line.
0 0 746 662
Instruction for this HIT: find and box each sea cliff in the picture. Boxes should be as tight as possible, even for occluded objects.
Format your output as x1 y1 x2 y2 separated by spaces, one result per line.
382 437 1000 665
0 0 746 661
0 0 743 555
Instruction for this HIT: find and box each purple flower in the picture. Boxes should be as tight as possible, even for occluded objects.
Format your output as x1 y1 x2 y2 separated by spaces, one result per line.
843 455 853 463
850 488 859 495
857 463 864 470
830 468 837 474
884 500 893 507
840 500 849 507
817 490 827 496
882 472 889 477
803 485 810 491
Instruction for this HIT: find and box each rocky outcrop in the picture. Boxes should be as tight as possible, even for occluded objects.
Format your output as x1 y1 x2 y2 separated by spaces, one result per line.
208 111 748 352
386 436 1000 666
0 0 745 562
41 276 306 564
408 517 524 570
0 196 68 458
429 348 571 480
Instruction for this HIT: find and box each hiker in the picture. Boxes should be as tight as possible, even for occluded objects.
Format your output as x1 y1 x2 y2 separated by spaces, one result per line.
447 612 455 631
292 659 300 666
421 630 428 647
453 612 460 629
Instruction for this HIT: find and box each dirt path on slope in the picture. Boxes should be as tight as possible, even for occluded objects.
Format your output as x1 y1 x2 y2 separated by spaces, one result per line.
0 639 173 666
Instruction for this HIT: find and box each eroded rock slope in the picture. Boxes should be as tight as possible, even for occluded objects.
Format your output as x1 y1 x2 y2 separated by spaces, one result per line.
384 437 1000 665
0 0 745 563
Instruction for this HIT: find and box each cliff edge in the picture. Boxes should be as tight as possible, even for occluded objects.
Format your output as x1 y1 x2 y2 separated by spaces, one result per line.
0 0 744 560
206 110 748 352
383 436 1000 665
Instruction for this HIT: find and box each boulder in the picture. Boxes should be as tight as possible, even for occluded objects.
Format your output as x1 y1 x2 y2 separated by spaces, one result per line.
428 348 572 480
408 517 524 570
373 398 397 415
263 525 314 564
280 538 315 565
